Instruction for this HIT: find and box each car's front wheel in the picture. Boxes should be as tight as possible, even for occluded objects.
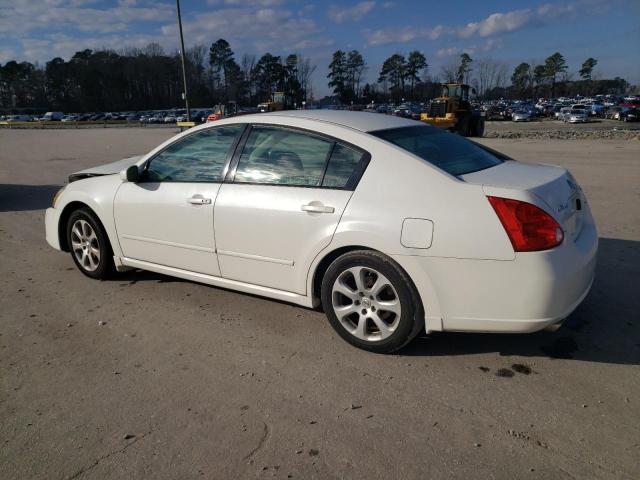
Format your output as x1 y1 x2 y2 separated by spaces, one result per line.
321 250 423 353
66 208 115 279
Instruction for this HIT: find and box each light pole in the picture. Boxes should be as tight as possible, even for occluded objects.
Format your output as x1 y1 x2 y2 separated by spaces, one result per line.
175 0 191 121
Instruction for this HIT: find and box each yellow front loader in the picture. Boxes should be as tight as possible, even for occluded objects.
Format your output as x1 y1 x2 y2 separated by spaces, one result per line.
420 83 485 137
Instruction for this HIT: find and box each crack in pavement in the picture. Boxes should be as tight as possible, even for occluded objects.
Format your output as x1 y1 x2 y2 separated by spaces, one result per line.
242 421 269 461
66 429 154 480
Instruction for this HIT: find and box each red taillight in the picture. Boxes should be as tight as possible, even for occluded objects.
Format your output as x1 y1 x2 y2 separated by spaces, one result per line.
487 196 564 252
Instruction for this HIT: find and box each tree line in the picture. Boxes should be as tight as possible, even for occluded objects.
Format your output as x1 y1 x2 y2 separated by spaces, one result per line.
328 49 632 104
0 38 634 113
0 39 315 113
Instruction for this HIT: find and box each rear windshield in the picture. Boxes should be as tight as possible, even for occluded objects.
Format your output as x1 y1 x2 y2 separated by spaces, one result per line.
371 126 504 176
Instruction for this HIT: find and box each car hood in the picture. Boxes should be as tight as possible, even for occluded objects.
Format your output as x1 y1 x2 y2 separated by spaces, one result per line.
68 155 143 182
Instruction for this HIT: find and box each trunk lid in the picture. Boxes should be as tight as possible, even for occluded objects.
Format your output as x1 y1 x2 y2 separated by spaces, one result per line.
461 161 585 241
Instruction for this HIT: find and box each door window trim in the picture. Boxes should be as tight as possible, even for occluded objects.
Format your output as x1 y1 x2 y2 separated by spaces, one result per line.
138 123 248 184
224 123 371 191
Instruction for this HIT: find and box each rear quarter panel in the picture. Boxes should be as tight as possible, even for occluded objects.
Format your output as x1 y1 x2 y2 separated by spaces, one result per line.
331 138 516 261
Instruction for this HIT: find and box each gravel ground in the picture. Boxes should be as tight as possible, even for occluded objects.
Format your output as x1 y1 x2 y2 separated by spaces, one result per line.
485 118 640 140
1 128 639 480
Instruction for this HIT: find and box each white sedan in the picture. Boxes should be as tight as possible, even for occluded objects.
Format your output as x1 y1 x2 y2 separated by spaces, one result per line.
45 111 597 353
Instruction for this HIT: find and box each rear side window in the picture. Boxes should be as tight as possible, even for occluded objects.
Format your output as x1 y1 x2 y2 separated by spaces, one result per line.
371 126 503 176
322 144 364 188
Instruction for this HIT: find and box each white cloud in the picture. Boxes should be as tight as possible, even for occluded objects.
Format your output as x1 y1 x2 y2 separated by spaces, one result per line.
161 6 330 54
293 38 335 49
328 1 376 23
362 0 604 46
436 46 476 59
0 1 173 35
20 32 166 62
362 25 448 46
207 0 285 5
457 9 531 38
0 0 332 65
0 47 16 63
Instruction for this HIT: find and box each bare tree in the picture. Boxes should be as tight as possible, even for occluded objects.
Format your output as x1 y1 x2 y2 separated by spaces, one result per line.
241 54 256 103
475 58 508 97
143 43 164 57
440 62 458 83
187 45 206 69
296 54 316 102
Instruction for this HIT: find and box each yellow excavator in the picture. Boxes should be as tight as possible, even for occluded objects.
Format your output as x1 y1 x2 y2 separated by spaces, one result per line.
420 83 485 137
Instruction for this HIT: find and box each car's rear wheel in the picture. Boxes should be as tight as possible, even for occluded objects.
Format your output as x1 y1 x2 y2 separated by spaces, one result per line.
67 208 115 279
321 250 423 353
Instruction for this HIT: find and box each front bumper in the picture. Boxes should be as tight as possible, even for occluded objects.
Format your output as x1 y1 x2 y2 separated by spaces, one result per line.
394 211 598 333
45 207 62 250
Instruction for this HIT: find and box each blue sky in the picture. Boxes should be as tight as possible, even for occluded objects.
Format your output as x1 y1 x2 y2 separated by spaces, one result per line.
1 0 638 97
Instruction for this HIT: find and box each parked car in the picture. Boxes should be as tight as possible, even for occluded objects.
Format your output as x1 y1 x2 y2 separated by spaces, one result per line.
484 106 507 120
587 103 606 117
564 109 589 123
619 108 640 122
45 111 597 353
512 110 531 122
5 114 33 122
556 107 572 121
42 111 64 121
604 107 622 120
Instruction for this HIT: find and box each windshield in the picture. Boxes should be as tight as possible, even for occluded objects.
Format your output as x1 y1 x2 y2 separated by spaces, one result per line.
371 126 504 176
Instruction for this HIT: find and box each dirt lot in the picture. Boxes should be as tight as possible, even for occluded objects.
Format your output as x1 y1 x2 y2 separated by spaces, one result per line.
1 128 639 480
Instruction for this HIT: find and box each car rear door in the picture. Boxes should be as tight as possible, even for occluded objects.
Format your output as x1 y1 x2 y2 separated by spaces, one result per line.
213 125 370 295
114 124 245 276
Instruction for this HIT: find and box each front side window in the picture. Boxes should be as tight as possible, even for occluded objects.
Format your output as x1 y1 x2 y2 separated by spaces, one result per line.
143 125 244 182
234 126 333 186
371 126 503 176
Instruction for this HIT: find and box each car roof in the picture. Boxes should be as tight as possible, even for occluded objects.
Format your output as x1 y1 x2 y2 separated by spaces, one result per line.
244 109 420 133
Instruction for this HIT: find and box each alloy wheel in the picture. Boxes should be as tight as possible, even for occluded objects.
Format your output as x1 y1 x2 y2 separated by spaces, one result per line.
70 219 101 272
331 266 402 341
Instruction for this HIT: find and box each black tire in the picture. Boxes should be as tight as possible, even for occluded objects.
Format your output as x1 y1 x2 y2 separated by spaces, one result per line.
320 250 423 353
472 117 485 137
456 115 471 136
66 207 115 279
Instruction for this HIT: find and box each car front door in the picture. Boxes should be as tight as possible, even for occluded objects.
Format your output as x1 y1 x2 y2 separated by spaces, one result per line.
213 125 370 294
114 124 245 276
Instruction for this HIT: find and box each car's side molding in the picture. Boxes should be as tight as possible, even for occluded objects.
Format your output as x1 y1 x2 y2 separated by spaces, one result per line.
120 257 314 308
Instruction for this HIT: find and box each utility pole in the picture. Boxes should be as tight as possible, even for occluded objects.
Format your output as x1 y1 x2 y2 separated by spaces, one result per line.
176 0 191 121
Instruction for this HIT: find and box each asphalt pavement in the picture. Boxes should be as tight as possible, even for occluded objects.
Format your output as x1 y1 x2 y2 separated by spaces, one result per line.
1 127 638 479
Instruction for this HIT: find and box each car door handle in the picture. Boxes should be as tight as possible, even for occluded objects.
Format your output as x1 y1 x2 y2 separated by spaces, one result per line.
301 203 334 213
188 195 212 205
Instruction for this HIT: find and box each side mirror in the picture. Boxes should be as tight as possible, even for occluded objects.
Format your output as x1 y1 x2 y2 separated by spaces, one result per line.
120 165 140 182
